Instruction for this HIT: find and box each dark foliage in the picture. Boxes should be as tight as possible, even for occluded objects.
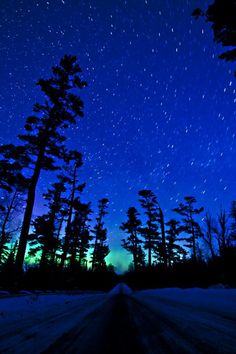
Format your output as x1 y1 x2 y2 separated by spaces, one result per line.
193 0 236 75
91 198 110 271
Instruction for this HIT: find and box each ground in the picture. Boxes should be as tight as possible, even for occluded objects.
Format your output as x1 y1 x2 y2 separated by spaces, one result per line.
0 284 236 353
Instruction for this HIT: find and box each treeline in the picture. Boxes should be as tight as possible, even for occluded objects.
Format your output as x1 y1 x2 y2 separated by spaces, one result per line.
120 191 236 288
0 54 236 290
0 55 115 290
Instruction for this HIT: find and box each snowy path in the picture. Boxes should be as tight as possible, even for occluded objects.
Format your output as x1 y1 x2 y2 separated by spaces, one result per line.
0 287 236 353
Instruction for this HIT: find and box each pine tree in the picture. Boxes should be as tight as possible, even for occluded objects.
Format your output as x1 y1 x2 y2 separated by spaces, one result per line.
216 208 230 256
173 196 204 262
91 198 109 271
138 190 160 267
0 191 23 265
229 201 236 243
165 219 187 266
29 176 67 269
193 0 236 76
120 207 144 271
13 55 86 270
60 150 85 268
203 213 217 259
0 145 29 193
155 201 167 267
69 199 92 270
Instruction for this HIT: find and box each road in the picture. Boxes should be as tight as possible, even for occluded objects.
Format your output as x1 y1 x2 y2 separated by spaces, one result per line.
1 285 236 353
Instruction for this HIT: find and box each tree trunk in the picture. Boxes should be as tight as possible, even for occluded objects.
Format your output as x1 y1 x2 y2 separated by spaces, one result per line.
190 214 196 262
133 230 138 272
148 234 152 268
61 164 77 268
91 235 98 271
15 151 44 271
51 216 64 266
159 206 167 267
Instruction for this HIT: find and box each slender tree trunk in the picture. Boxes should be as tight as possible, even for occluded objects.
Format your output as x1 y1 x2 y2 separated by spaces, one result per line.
78 226 85 268
40 203 58 269
70 223 81 269
190 214 196 262
92 220 102 271
91 234 98 271
133 230 138 271
148 234 152 268
61 164 77 268
15 151 44 271
159 206 167 267
51 216 64 266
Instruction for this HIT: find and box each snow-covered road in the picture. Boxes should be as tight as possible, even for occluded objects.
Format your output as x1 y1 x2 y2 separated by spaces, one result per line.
0 287 236 353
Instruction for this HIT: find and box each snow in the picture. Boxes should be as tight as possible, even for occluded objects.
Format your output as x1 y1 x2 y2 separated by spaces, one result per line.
137 287 236 318
133 288 236 353
0 292 107 353
0 290 10 296
109 282 133 295
0 287 236 353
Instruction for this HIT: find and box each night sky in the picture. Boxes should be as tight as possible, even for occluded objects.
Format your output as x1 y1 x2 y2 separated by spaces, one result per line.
1 0 236 271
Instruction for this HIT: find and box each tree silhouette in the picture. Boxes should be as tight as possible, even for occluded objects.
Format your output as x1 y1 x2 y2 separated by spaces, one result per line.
0 145 29 193
69 200 92 270
193 0 236 76
60 150 85 268
155 201 167 267
229 201 236 243
203 213 217 259
12 55 86 271
29 176 67 269
138 190 160 267
173 196 204 262
165 219 187 267
0 191 23 265
91 198 109 271
215 208 231 256
120 207 144 271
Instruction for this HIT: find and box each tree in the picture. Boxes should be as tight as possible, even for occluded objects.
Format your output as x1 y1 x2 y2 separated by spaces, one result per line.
91 198 109 271
203 213 217 259
120 207 144 271
13 55 86 270
138 190 160 267
69 200 92 270
193 0 236 76
0 145 29 193
173 196 204 262
216 208 231 256
229 201 236 243
60 150 85 268
165 219 187 267
29 176 67 269
0 191 23 265
155 201 167 267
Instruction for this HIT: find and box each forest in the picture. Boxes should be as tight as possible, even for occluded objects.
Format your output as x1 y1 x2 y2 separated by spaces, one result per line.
0 0 236 292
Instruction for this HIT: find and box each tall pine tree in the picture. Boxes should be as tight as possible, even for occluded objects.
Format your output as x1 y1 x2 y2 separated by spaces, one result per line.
138 190 160 267
173 196 203 262
29 176 67 269
165 219 186 267
91 198 109 271
120 207 144 271
69 200 92 270
60 150 85 268
13 55 86 270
